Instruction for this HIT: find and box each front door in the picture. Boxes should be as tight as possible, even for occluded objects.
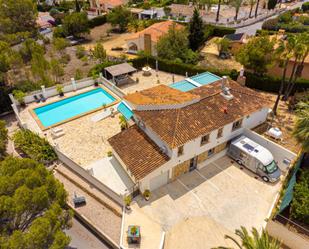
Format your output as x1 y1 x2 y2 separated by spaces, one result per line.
189 156 198 171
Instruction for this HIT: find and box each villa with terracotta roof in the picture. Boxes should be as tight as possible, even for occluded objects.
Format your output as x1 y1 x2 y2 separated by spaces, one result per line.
89 0 127 14
109 74 271 192
126 20 184 56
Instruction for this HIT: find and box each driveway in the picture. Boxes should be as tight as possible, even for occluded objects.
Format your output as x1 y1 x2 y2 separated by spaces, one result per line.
135 156 281 233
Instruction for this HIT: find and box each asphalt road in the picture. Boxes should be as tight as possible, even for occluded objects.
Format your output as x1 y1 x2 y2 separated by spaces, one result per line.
237 1 308 35
65 217 112 249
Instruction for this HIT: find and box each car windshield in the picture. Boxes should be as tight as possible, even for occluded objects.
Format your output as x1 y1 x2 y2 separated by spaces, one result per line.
266 161 278 174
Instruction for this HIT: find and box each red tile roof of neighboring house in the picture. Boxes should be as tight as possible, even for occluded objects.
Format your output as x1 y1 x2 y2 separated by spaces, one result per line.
126 20 184 43
99 0 125 7
108 125 170 180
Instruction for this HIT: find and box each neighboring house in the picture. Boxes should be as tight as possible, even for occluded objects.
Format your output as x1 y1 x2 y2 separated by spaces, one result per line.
126 20 183 56
89 0 127 15
223 33 247 55
109 75 271 192
36 12 55 29
170 3 206 19
270 55 309 80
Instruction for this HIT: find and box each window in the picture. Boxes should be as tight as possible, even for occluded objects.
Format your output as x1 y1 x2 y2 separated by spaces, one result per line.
208 148 215 157
232 119 243 131
178 146 184 157
200 134 209 146
217 128 223 138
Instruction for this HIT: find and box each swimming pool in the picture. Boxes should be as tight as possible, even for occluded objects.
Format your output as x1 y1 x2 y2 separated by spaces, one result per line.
34 88 116 128
190 72 221 85
170 80 197 92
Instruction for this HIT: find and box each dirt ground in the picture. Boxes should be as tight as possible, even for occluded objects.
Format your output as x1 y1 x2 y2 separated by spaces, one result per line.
199 37 243 71
255 92 300 154
84 24 136 58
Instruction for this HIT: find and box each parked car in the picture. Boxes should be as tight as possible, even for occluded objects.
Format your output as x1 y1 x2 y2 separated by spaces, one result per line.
66 36 86 46
39 27 52 35
227 136 281 182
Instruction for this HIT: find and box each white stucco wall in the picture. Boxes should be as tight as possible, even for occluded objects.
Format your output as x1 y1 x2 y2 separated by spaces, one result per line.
138 107 269 191
126 37 157 56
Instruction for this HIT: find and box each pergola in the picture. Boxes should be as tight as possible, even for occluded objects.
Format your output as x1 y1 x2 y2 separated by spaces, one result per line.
104 63 137 86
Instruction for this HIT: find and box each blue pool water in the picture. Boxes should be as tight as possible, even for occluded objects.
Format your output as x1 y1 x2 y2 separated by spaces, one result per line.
170 80 197 92
190 72 221 85
117 102 133 120
34 88 116 127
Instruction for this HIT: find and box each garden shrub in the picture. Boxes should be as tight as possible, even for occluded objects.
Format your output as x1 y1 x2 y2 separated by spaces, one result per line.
129 56 237 79
88 61 118 77
0 86 13 114
0 120 8 159
244 71 309 93
290 169 309 224
262 10 309 33
88 15 107 28
212 26 236 37
13 129 57 164
262 18 279 31
302 2 309 12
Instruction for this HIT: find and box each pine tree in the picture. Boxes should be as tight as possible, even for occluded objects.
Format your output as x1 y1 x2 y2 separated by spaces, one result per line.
188 8 204 51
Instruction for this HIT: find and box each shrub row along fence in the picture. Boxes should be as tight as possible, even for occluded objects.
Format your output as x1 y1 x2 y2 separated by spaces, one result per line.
129 56 239 80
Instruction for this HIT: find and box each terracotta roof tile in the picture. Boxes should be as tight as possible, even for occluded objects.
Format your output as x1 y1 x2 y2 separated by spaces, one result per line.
124 85 199 106
108 125 170 180
126 20 183 43
135 80 271 148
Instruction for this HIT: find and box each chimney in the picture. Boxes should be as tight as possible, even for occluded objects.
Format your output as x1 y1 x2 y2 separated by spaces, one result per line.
221 76 227 90
220 76 234 100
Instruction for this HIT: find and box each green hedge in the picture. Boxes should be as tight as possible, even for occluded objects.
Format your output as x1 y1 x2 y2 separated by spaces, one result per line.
302 2 309 12
13 129 57 164
0 120 8 159
0 86 13 114
290 168 309 225
129 56 238 79
212 26 236 37
244 72 309 93
88 15 107 28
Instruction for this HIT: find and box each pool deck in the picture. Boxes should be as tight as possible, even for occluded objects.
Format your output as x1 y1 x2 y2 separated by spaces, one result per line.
19 85 122 167
119 70 185 94
29 86 119 131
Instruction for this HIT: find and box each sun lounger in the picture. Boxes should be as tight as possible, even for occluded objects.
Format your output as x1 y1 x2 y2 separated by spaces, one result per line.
91 108 111 122
51 127 65 138
34 95 40 103
39 94 46 102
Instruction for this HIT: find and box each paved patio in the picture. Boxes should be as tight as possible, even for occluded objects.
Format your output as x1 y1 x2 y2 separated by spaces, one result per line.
18 86 122 166
85 156 134 195
119 69 185 94
127 156 282 249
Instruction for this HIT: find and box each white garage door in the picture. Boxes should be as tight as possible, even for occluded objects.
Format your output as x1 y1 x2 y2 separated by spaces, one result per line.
149 171 169 191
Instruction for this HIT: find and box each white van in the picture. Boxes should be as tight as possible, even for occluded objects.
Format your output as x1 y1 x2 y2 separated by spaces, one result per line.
228 136 281 182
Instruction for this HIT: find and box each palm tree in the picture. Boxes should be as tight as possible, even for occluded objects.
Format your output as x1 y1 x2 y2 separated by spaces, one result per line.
272 36 295 115
232 0 243 21
249 0 256 18
284 33 309 100
255 0 260 18
216 0 222 22
215 226 281 249
293 101 309 152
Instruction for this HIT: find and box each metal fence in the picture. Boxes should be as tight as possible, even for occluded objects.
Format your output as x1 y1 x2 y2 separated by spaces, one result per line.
274 214 309 241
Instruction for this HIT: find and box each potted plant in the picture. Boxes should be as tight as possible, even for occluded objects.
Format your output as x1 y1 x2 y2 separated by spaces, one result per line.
92 72 99 86
143 189 151 201
124 195 132 210
13 90 26 106
130 226 137 235
56 84 64 97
